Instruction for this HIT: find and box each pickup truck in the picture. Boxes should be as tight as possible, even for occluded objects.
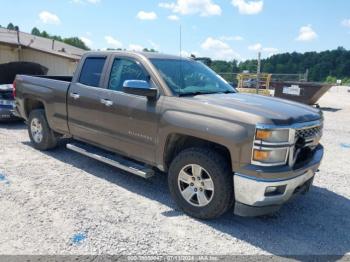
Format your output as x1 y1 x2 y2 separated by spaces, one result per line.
14 51 324 219
0 84 17 121
0 62 48 122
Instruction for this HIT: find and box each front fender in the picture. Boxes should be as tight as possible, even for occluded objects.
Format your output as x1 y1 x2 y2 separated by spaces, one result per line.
157 110 254 171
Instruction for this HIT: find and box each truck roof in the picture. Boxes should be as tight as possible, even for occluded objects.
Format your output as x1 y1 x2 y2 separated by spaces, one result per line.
85 51 191 61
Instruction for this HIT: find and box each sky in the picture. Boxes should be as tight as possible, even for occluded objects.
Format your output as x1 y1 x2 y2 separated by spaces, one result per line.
1 0 350 61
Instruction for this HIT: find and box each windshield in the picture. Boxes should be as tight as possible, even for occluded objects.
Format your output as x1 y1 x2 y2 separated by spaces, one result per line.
150 59 236 96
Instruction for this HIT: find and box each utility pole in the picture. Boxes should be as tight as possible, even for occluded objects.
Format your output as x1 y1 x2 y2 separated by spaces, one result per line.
256 52 261 94
305 69 309 82
16 27 21 61
232 60 235 84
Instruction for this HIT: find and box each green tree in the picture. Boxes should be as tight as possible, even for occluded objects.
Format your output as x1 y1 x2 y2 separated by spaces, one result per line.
29 27 90 50
211 60 232 73
194 57 212 66
231 59 239 73
143 48 157 52
41 30 50 38
31 27 41 36
325 76 336 84
7 23 15 30
63 37 89 50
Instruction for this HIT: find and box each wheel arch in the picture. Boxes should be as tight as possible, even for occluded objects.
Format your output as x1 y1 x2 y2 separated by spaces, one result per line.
162 133 232 172
24 98 46 119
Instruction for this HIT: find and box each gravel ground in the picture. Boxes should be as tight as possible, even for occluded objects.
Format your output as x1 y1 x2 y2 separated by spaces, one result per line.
0 90 349 257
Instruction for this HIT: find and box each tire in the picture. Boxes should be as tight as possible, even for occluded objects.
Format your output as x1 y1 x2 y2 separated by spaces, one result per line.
168 147 234 220
28 109 58 151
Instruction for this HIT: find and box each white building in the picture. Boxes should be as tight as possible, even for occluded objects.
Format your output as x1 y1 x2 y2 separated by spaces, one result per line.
0 28 86 75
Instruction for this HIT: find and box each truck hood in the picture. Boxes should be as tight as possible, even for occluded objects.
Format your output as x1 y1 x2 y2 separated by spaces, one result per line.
188 93 321 125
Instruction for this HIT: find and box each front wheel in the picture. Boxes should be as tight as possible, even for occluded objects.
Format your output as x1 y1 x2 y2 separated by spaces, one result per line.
28 109 58 151
168 148 234 219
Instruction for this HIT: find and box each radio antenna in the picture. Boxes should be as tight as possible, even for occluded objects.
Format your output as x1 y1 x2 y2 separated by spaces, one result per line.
179 24 183 95
179 24 182 58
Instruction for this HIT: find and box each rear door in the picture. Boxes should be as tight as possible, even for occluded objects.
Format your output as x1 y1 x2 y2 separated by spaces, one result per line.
67 55 111 143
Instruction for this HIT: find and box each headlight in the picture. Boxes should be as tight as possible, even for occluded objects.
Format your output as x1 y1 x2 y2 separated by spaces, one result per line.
255 129 290 144
252 127 292 166
252 148 288 165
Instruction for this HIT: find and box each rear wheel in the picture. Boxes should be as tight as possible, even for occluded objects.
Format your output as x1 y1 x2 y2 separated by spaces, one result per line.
28 109 58 150
168 148 234 219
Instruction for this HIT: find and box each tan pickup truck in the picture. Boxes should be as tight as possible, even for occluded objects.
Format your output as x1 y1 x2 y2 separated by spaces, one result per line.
14 51 324 219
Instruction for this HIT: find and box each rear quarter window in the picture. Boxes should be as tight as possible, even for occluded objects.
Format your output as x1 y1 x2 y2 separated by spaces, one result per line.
79 57 106 87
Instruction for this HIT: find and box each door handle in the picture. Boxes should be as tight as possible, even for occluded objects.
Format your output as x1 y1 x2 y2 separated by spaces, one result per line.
70 93 80 100
100 98 113 107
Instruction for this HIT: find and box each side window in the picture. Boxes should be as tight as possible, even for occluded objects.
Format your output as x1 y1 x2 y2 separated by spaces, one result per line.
79 57 106 87
108 58 149 91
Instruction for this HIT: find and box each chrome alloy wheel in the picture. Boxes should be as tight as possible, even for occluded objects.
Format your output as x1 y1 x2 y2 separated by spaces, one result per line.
177 164 214 207
30 118 43 143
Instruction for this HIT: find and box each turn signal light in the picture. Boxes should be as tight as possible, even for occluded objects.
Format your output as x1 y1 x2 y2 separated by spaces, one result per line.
253 150 270 161
256 130 272 140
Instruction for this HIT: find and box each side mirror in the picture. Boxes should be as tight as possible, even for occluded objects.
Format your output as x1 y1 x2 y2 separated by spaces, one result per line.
123 80 157 98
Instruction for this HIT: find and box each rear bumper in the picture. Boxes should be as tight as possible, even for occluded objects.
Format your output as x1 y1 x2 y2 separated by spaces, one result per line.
0 106 20 121
233 145 323 217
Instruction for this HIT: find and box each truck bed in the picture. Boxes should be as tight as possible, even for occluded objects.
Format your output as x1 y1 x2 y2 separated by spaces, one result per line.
33 75 73 82
15 75 73 134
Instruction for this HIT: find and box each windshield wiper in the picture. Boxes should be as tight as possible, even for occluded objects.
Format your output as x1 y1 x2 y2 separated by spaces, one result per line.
220 90 236 94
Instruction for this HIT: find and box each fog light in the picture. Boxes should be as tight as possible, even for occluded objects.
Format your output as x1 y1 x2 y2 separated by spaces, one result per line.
265 186 278 194
265 185 286 196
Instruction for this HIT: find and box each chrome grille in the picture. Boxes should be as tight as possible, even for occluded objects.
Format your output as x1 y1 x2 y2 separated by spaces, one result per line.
295 125 322 141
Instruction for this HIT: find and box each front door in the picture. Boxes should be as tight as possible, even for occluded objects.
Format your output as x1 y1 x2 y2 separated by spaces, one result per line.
100 56 161 165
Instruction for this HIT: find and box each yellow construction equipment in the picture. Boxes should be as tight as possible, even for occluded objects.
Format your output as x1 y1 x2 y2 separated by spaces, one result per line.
237 73 272 89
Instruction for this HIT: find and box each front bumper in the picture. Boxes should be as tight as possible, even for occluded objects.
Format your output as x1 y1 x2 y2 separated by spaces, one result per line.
233 145 323 217
234 170 314 216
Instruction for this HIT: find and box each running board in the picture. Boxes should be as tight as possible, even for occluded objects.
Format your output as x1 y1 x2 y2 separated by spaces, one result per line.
66 143 154 179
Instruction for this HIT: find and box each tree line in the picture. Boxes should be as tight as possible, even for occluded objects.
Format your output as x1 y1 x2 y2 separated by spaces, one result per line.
0 23 90 50
200 47 350 84
1 23 157 53
31 27 90 51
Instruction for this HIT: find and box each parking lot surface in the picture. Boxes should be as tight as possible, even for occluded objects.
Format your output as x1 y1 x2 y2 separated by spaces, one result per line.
0 90 349 257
